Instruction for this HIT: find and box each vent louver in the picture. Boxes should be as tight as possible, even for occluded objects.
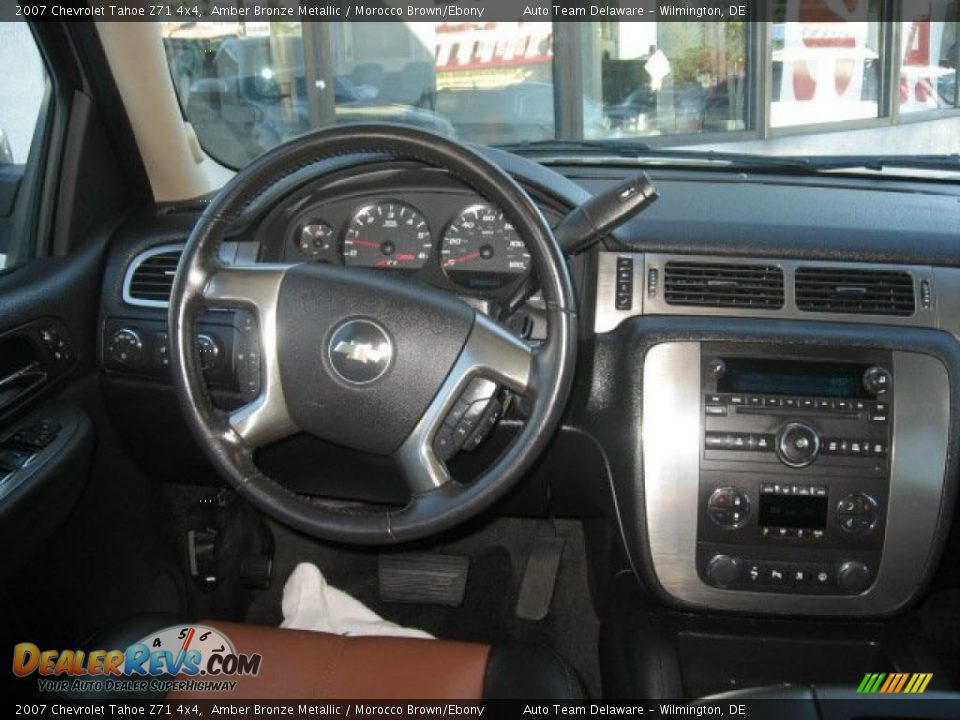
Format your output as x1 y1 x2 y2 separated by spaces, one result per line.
663 261 784 309
125 246 184 306
795 267 915 316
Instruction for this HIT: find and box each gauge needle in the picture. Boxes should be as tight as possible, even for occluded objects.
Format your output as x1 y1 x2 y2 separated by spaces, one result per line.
445 251 482 266
350 239 382 249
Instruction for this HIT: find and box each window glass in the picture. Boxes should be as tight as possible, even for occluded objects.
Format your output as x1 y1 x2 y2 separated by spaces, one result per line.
770 0 884 128
163 22 555 167
899 1 959 113
163 21 752 168
0 23 45 165
591 21 748 137
0 23 47 269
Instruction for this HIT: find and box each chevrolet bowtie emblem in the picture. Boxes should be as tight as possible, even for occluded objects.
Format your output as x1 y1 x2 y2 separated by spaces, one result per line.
332 339 391 365
327 319 394 384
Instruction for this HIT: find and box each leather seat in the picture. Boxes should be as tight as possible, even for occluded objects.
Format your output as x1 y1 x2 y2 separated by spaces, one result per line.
71 616 584 700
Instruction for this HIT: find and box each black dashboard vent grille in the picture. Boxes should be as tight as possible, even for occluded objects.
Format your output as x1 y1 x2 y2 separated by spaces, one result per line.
795 267 915 316
663 261 784 309
127 247 183 304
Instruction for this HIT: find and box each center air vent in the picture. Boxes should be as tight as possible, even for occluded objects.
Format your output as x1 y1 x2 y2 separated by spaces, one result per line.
795 267 915 316
124 244 184 307
663 261 784 310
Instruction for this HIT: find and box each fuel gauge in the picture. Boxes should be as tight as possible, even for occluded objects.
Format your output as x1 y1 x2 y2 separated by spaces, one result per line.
297 221 335 259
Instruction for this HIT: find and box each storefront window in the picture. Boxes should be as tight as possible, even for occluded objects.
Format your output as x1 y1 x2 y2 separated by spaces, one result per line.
899 1 959 113
591 22 749 137
770 0 884 128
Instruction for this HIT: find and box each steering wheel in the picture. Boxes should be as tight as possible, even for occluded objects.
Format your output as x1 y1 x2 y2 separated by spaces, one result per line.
168 124 578 544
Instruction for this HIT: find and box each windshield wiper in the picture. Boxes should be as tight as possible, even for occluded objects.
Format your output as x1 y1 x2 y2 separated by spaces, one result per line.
790 153 960 173
496 140 960 176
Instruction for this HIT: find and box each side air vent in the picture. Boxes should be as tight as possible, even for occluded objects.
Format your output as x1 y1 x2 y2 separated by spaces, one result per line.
123 244 184 307
663 261 784 309
795 267 915 316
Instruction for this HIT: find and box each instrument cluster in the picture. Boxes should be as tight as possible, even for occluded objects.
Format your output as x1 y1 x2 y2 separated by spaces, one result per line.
259 174 563 298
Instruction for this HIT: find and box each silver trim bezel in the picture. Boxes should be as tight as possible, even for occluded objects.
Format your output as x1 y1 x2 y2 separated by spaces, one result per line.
642 342 950 616
596 252 939 334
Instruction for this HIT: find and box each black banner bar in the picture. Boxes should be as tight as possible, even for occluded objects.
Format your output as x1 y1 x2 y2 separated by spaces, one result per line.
3 0 951 23
8 698 960 719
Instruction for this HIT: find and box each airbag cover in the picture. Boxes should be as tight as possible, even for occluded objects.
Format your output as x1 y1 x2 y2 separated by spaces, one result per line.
276 263 473 455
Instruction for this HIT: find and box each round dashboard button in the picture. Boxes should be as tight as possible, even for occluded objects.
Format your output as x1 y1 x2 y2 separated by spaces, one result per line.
776 422 821 468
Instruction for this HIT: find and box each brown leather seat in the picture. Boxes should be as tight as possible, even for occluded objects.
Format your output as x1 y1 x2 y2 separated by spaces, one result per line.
74 614 583 700
168 621 491 699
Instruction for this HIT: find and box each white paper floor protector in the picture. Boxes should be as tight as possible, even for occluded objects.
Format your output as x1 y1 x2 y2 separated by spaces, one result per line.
280 561 435 639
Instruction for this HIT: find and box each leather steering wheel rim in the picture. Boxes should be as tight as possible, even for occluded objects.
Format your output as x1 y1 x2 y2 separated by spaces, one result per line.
168 124 577 544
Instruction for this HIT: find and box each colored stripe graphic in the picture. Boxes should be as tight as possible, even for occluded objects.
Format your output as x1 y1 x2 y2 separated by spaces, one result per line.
857 672 932 694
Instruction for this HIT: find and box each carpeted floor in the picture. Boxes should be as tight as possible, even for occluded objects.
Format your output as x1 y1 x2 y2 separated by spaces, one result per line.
245 516 602 697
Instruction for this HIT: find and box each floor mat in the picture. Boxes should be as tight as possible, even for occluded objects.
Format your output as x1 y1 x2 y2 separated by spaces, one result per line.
245 516 601 697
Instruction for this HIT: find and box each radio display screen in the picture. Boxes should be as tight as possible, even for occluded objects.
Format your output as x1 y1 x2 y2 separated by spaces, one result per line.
717 358 869 398
758 495 828 529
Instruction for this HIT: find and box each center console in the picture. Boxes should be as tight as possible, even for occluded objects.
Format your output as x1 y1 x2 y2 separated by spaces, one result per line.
642 341 951 616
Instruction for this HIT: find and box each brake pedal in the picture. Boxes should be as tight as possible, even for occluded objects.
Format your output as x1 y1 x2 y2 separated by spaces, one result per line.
379 553 469 607
515 534 564 621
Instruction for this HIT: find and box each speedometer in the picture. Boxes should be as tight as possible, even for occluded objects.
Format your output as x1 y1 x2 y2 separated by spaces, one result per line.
441 204 531 289
343 201 432 269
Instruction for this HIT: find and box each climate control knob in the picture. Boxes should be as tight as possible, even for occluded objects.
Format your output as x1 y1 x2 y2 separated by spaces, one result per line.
776 422 821 468
706 487 749 528
837 493 880 535
838 561 872 594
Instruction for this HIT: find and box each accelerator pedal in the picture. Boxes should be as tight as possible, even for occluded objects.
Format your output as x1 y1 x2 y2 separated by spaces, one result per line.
379 552 469 607
515 533 564 621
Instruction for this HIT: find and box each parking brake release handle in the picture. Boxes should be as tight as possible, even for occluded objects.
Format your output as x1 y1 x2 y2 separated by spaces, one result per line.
554 172 658 255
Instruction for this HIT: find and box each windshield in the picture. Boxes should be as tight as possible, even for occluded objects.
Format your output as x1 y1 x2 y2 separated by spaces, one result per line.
161 7 960 171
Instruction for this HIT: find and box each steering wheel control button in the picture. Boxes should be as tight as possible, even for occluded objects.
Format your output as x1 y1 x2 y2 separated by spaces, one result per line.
195 333 221 371
463 399 503 452
862 365 892 395
707 487 750 529
706 555 741 588
327 319 394 385
776 422 821 467
837 493 880 535
432 427 457 462
460 377 497 404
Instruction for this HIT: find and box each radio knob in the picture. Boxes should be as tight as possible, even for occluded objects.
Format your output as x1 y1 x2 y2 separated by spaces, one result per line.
776 422 821 468
837 561 872 594
706 555 741 588
862 366 891 396
708 358 727 379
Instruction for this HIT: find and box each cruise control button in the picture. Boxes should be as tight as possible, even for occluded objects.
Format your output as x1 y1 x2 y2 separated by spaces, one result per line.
432 428 457 461
443 399 471 428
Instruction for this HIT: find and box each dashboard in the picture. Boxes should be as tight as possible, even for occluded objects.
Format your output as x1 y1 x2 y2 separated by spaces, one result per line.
98 149 960 619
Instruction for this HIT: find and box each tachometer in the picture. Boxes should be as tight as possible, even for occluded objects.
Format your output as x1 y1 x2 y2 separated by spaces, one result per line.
441 204 531 289
343 201 432 269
